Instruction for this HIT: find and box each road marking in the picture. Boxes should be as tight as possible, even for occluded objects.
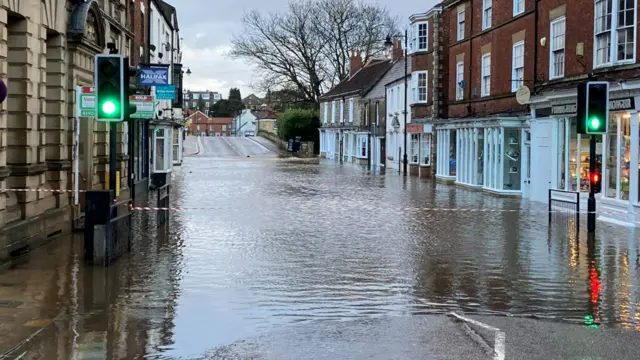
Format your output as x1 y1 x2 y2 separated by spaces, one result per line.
247 136 272 153
221 136 241 155
448 312 505 360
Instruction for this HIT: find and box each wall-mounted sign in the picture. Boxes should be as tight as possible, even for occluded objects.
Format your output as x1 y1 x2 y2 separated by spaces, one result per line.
139 66 169 86
609 97 635 111
77 86 95 117
156 84 176 100
406 123 423 133
129 95 155 118
551 103 577 115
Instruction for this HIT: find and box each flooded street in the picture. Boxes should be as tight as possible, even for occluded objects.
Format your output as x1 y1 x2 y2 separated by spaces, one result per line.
2 136 640 359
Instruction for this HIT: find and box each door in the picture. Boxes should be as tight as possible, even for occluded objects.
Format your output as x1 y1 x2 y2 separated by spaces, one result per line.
522 129 531 198
530 121 553 202
380 138 386 167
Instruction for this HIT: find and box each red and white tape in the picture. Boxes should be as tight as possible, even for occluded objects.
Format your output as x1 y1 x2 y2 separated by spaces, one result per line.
3 188 86 193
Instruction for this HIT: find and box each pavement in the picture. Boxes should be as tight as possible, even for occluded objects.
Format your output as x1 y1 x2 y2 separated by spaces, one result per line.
184 135 202 155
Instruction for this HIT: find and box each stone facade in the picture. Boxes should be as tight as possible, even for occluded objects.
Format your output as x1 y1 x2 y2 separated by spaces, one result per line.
0 0 135 264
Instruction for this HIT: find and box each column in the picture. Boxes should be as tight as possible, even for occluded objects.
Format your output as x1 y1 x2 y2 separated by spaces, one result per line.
0 9 8 227
6 16 48 217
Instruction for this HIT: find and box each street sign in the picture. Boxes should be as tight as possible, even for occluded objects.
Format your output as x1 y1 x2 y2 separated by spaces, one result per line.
129 95 155 119
139 66 169 86
78 86 96 117
156 84 176 100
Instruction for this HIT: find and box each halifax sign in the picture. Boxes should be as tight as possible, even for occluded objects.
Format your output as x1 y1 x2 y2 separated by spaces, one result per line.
139 66 169 86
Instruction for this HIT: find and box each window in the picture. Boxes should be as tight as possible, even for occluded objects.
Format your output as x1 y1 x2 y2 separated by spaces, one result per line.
396 85 401 109
513 0 524 16
413 71 428 103
410 134 420 163
389 88 394 112
512 41 524 91
358 135 368 158
594 0 636 67
375 102 379 125
481 53 491 96
331 101 336 122
550 17 566 79
340 99 345 122
482 0 492 30
349 98 354 121
457 9 465 40
414 22 428 51
421 134 431 165
456 61 464 100
323 102 328 122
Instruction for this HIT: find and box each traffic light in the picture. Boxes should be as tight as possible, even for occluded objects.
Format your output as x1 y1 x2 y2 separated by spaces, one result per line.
577 81 608 134
95 54 124 121
123 57 138 118
590 171 602 193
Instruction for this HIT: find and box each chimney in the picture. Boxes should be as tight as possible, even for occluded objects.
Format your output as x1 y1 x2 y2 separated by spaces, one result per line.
349 50 363 76
391 39 404 61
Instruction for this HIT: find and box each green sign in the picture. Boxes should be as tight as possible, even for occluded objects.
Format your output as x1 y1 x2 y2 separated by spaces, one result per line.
78 86 96 117
129 95 155 119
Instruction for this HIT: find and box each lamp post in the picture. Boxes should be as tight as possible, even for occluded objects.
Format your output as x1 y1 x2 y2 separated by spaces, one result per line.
384 30 408 175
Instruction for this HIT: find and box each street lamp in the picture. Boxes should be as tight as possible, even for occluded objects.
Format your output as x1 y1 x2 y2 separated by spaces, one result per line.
384 30 408 175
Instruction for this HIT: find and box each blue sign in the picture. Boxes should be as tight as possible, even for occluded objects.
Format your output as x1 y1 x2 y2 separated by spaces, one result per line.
156 84 176 100
139 66 169 86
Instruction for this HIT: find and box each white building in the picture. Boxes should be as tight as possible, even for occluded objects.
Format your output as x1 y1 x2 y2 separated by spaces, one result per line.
235 109 257 136
148 0 184 172
385 73 411 172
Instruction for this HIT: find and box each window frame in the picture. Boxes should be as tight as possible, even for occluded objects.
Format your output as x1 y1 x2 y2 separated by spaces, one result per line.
457 8 465 41
323 102 328 123
482 0 492 30
340 99 345 122
456 61 464 100
593 0 637 68
413 71 428 103
513 0 524 16
413 21 428 51
357 134 368 158
349 98 354 122
420 134 431 166
481 53 491 97
549 16 566 80
410 133 420 164
331 100 336 123
375 102 379 126
511 40 525 92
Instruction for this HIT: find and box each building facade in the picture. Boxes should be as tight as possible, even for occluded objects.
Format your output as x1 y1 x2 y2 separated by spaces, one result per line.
235 109 257 136
183 90 222 114
319 53 393 164
436 0 534 196
406 6 443 178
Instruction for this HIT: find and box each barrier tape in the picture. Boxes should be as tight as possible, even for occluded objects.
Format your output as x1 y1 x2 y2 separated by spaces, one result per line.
0 188 86 193
127 205 594 214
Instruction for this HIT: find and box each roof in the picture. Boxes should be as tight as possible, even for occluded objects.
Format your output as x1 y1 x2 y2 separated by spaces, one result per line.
154 0 176 31
211 117 233 125
321 59 394 100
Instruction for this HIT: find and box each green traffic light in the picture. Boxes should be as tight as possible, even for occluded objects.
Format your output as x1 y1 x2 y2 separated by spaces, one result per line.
101 100 118 115
589 117 600 129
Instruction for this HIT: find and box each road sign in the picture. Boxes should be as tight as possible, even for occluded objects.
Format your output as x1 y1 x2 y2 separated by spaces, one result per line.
129 95 155 119
156 84 176 100
78 86 96 117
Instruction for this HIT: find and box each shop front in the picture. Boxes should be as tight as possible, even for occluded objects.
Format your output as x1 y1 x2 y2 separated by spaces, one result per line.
530 86 640 226
436 119 526 195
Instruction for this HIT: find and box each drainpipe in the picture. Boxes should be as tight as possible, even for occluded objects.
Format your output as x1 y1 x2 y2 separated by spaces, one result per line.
533 0 540 95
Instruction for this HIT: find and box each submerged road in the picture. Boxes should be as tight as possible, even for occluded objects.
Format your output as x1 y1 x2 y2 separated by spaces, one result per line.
200 136 276 157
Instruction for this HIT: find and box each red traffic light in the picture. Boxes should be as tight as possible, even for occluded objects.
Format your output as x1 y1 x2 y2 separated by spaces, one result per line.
590 172 600 183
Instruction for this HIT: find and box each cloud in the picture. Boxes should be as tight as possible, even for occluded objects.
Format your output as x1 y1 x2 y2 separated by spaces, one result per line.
195 32 206 40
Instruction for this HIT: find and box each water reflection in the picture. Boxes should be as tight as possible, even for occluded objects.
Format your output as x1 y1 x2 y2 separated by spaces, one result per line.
1 158 640 358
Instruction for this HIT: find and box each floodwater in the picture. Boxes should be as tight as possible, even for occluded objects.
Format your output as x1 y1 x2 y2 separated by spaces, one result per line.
1 136 640 359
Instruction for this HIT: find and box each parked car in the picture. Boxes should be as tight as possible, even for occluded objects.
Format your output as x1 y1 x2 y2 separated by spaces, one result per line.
244 130 255 137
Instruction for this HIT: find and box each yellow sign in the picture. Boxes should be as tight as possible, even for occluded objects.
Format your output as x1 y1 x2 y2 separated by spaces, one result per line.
105 171 121 197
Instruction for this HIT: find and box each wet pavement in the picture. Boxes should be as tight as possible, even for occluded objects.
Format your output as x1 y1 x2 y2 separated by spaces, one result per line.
1 136 640 359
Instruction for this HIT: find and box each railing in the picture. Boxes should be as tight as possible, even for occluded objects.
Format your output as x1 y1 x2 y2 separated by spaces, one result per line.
548 189 580 234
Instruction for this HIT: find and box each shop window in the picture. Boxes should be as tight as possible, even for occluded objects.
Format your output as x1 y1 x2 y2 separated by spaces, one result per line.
410 134 420 163
503 128 521 190
606 117 618 197
421 134 431 165
358 135 368 158
565 118 603 192
606 114 631 200
558 118 566 189
153 127 173 173
449 130 457 176
477 129 484 185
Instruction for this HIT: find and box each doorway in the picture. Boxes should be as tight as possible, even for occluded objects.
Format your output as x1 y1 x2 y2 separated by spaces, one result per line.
379 138 385 168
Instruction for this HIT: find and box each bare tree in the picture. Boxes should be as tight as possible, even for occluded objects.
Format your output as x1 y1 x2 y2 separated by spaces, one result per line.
229 0 397 104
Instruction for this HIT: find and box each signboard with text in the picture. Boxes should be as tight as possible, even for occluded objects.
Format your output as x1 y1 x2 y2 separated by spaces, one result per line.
129 95 155 119
139 66 169 86
78 86 95 117
156 84 176 100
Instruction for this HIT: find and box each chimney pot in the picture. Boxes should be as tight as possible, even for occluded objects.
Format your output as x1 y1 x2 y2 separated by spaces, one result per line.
349 50 363 76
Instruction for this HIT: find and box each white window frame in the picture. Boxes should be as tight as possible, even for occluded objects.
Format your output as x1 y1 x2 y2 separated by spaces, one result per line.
414 21 428 51
420 134 431 166
410 134 420 164
357 134 368 158
593 0 637 67
513 0 524 16
457 8 465 41
511 41 524 92
331 101 336 123
375 102 379 125
482 0 492 30
413 71 428 103
349 98 354 121
389 88 394 113
456 61 464 100
340 99 345 122
549 17 566 79
481 53 491 97
323 102 328 122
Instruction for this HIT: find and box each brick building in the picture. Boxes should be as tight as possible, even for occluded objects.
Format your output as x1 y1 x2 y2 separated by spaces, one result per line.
405 5 443 178
186 112 233 136
526 0 640 225
130 0 149 66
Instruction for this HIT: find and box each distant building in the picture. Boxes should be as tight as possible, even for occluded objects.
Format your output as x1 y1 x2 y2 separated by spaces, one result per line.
183 90 223 114
242 94 264 110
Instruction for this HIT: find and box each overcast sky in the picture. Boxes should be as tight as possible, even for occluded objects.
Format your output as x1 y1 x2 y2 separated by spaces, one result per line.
177 0 439 99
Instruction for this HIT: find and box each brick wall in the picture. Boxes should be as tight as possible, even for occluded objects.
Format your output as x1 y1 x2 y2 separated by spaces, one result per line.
131 0 148 66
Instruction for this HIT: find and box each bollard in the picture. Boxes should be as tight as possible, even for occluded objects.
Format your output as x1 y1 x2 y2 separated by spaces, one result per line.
84 190 115 265
157 184 170 227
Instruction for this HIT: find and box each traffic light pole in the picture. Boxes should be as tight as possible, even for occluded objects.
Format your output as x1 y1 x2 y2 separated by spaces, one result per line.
109 123 117 195
587 135 596 232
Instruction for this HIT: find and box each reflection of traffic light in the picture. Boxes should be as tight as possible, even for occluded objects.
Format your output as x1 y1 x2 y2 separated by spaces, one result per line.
95 54 124 121
585 236 601 328
577 82 608 134
590 172 601 193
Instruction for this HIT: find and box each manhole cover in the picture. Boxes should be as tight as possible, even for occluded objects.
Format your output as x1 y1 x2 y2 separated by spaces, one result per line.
0 300 22 308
